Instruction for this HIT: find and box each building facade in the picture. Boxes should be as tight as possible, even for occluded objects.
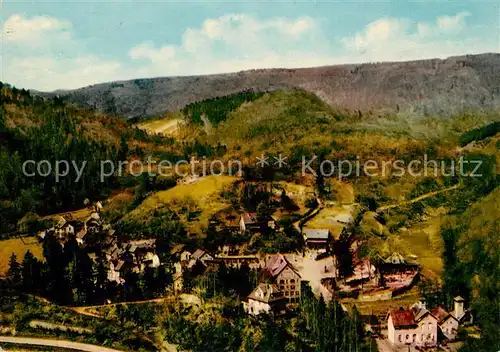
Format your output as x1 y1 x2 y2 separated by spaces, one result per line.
387 304 438 347
243 283 286 316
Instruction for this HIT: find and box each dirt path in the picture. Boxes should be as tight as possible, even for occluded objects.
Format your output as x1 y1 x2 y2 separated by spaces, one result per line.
377 184 460 212
0 336 123 352
70 294 200 315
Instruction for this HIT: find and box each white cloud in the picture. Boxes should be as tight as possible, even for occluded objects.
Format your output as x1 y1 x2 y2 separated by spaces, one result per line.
341 12 493 62
0 12 495 91
2 14 72 42
127 13 328 78
437 11 470 33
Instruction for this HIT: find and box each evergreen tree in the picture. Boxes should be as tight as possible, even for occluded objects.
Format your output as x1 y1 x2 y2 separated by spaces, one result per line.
7 253 22 285
21 250 41 292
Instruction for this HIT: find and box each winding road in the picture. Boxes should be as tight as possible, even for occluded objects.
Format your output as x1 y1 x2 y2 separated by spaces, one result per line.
0 336 123 352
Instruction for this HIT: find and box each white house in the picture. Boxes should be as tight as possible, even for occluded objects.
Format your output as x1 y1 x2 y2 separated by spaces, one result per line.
243 283 286 316
387 303 438 347
431 306 459 340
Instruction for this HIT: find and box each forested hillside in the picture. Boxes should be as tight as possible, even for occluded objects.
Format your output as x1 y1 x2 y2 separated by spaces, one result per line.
40 53 500 119
0 82 182 234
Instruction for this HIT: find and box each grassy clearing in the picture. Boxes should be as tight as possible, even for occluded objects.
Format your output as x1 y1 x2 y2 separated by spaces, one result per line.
125 175 238 234
306 206 356 239
342 286 420 316
398 213 445 280
0 237 43 275
136 112 184 135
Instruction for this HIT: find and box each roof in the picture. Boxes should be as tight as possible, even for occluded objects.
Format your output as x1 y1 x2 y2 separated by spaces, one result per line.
333 214 354 224
385 252 407 265
388 307 438 328
454 296 465 302
76 228 87 239
303 228 330 240
248 283 285 304
266 254 288 277
129 239 156 249
115 260 125 271
413 307 430 321
389 308 417 328
431 307 457 324
265 254 300 278
241 212 259 225
192 249 209 260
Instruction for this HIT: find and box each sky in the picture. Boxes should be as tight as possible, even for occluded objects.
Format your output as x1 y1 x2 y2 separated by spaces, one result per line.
1 0 499 91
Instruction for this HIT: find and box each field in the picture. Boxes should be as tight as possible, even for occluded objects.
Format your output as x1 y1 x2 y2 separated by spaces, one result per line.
0 237 43 275
398 213 445 280
305 206 357 239
125 175 239 234
342 286 421 317
136 114 183 135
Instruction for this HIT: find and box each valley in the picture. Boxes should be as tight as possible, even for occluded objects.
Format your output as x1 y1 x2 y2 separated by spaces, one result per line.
0 54 499 352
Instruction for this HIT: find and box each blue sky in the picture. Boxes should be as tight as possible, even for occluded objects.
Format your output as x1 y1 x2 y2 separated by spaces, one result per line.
1 0 498 91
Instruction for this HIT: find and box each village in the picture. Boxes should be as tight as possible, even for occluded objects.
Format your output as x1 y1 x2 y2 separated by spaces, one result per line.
29 176 475 352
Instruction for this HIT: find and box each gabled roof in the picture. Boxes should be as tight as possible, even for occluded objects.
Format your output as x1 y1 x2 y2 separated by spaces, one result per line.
241 212 259 225
303 228 330 240
413 307 432 322
76 227 87 239
388 308 418 328
431 306 458 324
248 283 285 304
55 216 67 228
388 307 438 328
192 248 211 260
265 254 300 278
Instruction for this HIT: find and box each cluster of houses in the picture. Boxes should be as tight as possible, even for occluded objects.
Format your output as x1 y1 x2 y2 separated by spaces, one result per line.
37 204 161 286
35 197 473 348
38 210 105 247
387 296 472 347
173 244 302 316
101 238 161 284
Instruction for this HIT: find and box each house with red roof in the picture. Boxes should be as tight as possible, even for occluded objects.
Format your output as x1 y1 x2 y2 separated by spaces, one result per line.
431 306 459 340
430 296 470 341
386 302 438 347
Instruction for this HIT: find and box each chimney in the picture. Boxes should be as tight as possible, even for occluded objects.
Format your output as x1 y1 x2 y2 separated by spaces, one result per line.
454 296 465 318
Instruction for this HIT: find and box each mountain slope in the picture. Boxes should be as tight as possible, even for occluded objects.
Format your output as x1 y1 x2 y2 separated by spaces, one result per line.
40 53 500 119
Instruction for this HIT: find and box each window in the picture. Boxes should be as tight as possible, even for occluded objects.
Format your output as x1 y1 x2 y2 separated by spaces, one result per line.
398 335 402 342
291 285 295 290
428 322 432 330
280 279 285 284
290 279 295 283
412 334 416 342
406 334 409 341
421 334 425 341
